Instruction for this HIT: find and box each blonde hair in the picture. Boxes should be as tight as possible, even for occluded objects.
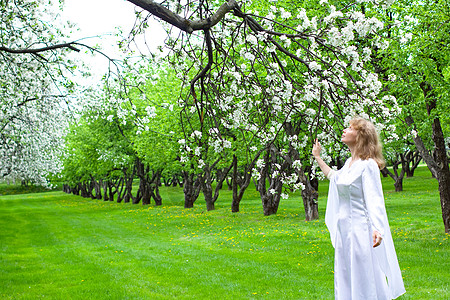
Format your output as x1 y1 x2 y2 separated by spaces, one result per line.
349 117 385 169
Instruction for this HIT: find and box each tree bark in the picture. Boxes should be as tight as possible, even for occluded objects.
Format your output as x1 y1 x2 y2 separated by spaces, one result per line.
231 150 264 213
257 148 283 216
381 154 405 192
72 183 80 196
284 122 319 220
127 0 239 34
404 150 421 177
102 180 109 201
123 166 136 203
116 176 125 203
406 97 450 232
382 167 404 192
429 113 450 233
151 170 163 206
299 169 319 221
183 171 201 208
198 160 231 211
231 155 241 212
199 167 215 211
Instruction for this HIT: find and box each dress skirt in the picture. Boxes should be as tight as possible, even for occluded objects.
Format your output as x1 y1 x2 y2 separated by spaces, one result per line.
325 158 405 300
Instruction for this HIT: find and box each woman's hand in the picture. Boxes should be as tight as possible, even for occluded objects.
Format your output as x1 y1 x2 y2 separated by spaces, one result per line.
373 230 383 248
312 139 322 158
311 139 332 178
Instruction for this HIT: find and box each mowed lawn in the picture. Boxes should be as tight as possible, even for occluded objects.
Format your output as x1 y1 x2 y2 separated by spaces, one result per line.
0 166 448 299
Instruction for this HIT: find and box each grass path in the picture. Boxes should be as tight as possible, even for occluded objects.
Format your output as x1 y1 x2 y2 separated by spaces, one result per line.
0 167 448 299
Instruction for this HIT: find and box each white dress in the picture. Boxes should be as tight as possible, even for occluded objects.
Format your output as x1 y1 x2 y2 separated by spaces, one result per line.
325 158 406 300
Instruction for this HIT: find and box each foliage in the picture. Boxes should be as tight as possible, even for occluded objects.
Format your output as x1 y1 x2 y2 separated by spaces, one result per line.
0 0 85 186
376 0 450 232
155 0 402 197
61 0 407 216
61 115 135 185
379 0 450 139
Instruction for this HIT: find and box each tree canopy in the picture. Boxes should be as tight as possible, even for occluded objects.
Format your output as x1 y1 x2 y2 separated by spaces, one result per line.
2 0 450 231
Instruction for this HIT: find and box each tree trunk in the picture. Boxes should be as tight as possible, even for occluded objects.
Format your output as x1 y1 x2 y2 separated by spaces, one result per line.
95 179 102 199
231 196 240 213
171 175 177 187
406 97 450 232
257 149 283 216
226 176 233 190
231 152 262 213
300 174 319 221
134 158 153 205
404 150 421 177
283 122 319 220
381 165 404 192
292 164 319 221
259 185 282 216
123 166 135 203
231 155 241 213
103 180 109 201
152 171 163 206
183 171 200 208
261 193 281 216
215 169 225 190
72 183 80 196
383 150 410 192
80 182 89 198
116 177 125 203
63 184 71 193
394 178 403 192
140 179 151 205
108 179 118 202
197 159 232 211
199 168 215 211
437 170 450 233
430 114 450 233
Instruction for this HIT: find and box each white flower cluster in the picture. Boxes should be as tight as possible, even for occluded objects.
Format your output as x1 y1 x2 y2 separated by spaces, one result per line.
163 0 401 203
0 0 84 186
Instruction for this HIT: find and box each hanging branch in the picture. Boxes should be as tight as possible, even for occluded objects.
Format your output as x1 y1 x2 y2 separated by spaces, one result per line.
0 43 80 54
127 0 239 33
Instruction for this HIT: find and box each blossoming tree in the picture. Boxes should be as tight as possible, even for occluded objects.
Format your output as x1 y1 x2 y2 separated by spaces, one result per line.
0 0 85 186
378 0 450 232
124 0 400 218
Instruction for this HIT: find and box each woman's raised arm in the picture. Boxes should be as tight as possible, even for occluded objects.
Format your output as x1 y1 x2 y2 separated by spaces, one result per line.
312 139 333 179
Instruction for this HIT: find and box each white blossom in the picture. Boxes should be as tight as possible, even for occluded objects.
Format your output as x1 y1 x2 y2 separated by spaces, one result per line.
198 159 205 169
279 8 292 19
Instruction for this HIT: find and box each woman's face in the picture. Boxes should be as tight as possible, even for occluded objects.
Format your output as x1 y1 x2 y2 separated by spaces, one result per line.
341 125 358 146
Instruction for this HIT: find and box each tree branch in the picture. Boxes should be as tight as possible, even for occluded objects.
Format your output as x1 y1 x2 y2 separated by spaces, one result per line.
0 43 80 54
405 115 439 178
126 0 239 33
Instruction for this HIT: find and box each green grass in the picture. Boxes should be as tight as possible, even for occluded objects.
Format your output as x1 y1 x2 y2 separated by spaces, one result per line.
0 166 448 299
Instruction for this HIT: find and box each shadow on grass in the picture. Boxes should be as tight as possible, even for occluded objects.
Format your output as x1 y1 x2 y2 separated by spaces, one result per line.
0 183 57 196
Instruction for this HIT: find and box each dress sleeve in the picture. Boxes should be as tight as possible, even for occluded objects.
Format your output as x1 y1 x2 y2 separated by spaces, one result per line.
362 160 406 298
324 159 348 248
361 159 386 237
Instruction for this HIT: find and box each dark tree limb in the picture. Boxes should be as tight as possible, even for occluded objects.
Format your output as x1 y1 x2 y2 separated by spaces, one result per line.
0 43 80 54
127 0 239 33
405 117 439 178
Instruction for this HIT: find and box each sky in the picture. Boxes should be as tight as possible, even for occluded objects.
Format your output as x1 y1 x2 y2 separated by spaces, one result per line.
61 0 167 82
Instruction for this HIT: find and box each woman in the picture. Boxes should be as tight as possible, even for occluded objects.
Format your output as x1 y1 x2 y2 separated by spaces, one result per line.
312 117 405 299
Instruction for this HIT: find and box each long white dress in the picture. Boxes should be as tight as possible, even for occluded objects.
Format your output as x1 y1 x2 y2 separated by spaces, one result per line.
325 158 406 300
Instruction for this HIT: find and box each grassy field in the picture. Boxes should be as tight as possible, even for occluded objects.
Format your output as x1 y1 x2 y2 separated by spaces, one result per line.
0 166 448 299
